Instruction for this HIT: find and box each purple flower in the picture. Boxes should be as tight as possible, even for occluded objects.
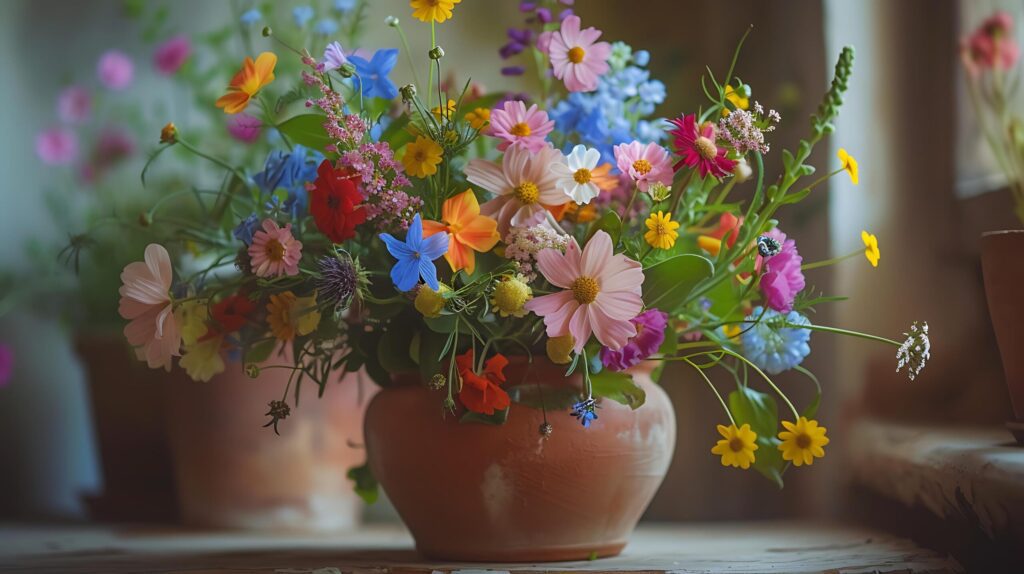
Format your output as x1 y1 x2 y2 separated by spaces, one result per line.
57 86 91 124
322 41 348 71
500 42 525 59
756 228 805 313
97 50 134 90
0 344 11 388
501 66 526 76
519 2 537 11
153 35 191 75
227 113 262 143
35 127 78 165
599 309 669 371
536 7 552 23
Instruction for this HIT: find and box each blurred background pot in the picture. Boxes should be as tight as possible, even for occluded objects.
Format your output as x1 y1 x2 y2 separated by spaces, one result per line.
162 362 374 530
980 230 1024 443
364 359 675 562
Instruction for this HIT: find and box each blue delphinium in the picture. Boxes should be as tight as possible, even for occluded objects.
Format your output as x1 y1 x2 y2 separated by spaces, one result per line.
233 214 260 246
379 214 448 292
252 145 323 220
740 307 812 375
292 6 315 27
239 9 261 25
314 18 339 36
333 0 357 13
349 49 399 100
571 398 599 428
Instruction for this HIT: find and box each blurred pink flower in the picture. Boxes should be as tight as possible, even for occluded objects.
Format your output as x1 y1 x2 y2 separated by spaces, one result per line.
35 127 79 165
543 15 610 92
0 343 12 388
118 244 181 370
227 113 262 143
97 50 134 90
153 35 191 75
81 127 136 183
57 86 92 124
963 11 1020 75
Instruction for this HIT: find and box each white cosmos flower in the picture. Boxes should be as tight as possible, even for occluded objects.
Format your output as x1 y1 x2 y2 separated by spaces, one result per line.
551 144 601 205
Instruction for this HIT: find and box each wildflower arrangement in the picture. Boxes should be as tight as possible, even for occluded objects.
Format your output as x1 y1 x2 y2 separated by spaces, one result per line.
118 0 930 490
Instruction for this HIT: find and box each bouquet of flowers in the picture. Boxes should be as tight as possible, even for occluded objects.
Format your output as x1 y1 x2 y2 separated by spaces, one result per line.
118 0 930 490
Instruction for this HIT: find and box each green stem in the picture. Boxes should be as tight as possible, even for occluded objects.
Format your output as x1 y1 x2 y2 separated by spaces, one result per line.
783 322 901 347
714 348 800 420
800 249 861 271
684 358 735 425
393 22 422 88
428 20 436 110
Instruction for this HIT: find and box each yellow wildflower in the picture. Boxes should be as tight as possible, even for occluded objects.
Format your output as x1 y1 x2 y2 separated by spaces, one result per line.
861 230 880 267
432 98 457 122
410 0 461 23
722 324 742 342
180 336 226 382
546 334 575 365
778 416 829 467
465 107 491 130
722 85 749 116
175 301 209 346
644 211 680 250
267 291 321 341
711 423 758 469
415 284 449 318
490 275 532 318
402 135 444 178
837 148 859 185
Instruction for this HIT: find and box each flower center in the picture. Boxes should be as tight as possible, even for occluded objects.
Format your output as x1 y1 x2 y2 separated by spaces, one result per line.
654 221 666 236
796 433 812 449
265 239 286 262
632 159 653 175
571 276 599 304
413 150 427 162
514 181 540 204
510 122 532 137
568 46 586 64
729 437 746 452
573 168 592 185
695 136 718 160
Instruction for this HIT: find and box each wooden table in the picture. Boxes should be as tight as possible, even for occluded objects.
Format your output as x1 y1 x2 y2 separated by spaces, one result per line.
0 522 962 573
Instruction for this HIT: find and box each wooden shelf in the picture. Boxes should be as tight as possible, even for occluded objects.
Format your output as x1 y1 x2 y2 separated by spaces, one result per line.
0 522 961 573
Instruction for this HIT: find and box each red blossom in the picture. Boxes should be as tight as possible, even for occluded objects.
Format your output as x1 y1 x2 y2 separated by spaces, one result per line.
455 349 511 415
667 113 736 179
202 294 256 340
310 159 367 243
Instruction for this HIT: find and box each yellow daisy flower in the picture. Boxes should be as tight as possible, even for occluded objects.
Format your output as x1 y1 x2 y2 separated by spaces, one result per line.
837 148 859 185
402 135 444 178
414 284 449 318
722 85 749 116
778 416 830 467
410 0 461 23
432 98 457 122
644 211 680 250
180 336 226 382
465 107 491 130
546 334 575 365
861 230 880 267
711 423 758 469
175 300 209 346
267 291 321 342
490 275 532 318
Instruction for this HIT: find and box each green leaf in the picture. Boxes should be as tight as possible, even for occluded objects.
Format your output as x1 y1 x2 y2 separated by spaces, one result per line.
424 314 458 334
346 463 379 504
506 384 580 410
591 370 646 410
585 211 622 245
243 338 276 365
641 254 714 314
417 328 448 381
460 407 509 425
657 320 677 356
277 114 332 153
377 325 418 373
728 386 785 488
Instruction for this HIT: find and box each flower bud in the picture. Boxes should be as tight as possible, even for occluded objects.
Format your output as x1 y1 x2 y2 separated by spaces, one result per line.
400 83 417 102
427 373 446 390
385 15 400 27
261 26 273 37
160 122 177 144
245 363 261 378
338 62 355 78
647 182 672 203
733 157 752 183
429 45 445 60
138 212 153 227
539 422 553 438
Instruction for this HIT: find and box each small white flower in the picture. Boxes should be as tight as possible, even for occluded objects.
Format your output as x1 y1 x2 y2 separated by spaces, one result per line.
896 321 930 381
733 157 752 182
551 144 601 205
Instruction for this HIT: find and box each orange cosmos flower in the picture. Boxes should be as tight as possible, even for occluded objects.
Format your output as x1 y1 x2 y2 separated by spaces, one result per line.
215 52 277 114
423 190 500 275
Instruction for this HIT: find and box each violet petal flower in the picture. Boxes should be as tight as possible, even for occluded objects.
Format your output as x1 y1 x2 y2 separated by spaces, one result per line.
97 50 134 90
599 309 669 371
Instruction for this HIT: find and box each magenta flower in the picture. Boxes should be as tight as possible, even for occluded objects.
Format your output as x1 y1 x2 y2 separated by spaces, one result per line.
0 343 12 388
540 14 610 92
756 228 805 313
226 113 262 143
35 127 79 165
153 35 191 75
599 309 668 371
668 113 736 179
613 141 673 193
97 50 134 90
524 230 644 353
963 12 1019 76
488 100 554 153
57 86 91 124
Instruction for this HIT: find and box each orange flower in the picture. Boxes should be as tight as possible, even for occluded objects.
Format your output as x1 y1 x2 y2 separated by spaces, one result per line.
423 190 500 275
710 212 743 248
215 52 277 114
456 349 511 415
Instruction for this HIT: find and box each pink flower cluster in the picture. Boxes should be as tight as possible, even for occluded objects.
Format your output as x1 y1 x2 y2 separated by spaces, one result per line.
503 224 569 282
962 11 1020 76
756 228 805 313
302 57 366 148
340 142 421 231
718 102 780 155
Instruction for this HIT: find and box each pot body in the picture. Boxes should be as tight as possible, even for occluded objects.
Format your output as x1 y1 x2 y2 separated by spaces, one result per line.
162 364 374 531
981 230 1024 423
364 360 675 562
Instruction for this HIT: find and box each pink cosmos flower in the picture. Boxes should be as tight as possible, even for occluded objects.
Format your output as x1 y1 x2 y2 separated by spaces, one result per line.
962 12 1019 76
153 35 191 75
465 144 567 237
249 219 303 277
35 128 79 165
524 230 644 353
118 244 181 370
0 343 12 388
226 113 262 143
540 15 611 93
487 100 554 153
613 141 673 193
97 50 134 91
756 228 805 313
668 113 736 179
599 308 668 371
57 86 92 124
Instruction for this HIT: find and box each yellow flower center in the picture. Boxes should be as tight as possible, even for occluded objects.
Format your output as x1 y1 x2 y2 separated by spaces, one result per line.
413 149 427 162
796 433 812 449
510 122 532 137
513 181 540 204
571 276 599 304
265 239 285 262
729 437 746 452
695 136 718 160
653 221 667 236
568 46 586 64
573 168 592 185
632 159 653 175
492 278 531 315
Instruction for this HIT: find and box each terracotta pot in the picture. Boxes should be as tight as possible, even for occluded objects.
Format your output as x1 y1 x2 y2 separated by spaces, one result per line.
364 359 675 562
980 230 1024 442
162 364 375 530
74 333 179 522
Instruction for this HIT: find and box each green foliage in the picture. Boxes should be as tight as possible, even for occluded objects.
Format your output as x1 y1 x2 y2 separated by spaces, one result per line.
591 370 646 410
346 463 379 504
507 384 580 410
277 114 332 151
585 211 622 245
728 386 785 488
641 254 714 315
243 338 276 365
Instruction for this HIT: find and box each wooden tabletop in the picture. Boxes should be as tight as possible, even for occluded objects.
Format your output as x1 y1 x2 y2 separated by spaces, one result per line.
0 522 962 574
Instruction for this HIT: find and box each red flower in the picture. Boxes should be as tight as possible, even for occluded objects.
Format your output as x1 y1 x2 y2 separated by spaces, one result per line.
203 294 256 340
456 349 511 415
709 213 743 249
667 113 736 179
310 159 367 243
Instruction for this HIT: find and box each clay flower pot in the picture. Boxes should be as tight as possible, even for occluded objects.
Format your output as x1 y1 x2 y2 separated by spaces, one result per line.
364 359 675 562
162 365 374 530
980 230 1024 442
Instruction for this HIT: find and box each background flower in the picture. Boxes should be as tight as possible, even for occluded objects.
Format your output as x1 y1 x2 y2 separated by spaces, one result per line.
35 127 78 165
96 50 134 90
153 35 191 75
544 15 611 92
600 308 668 371
756 227 804 313
488 100 554 153
57 86 91 124
118 244 180 370
226 113 262 143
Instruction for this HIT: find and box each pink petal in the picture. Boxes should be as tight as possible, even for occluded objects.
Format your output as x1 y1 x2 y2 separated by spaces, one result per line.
599 256 644 293
588 303 637 351
525 290 577 338
560 15 582 47
568 303 592 353
581 230 612 278
594 290 643 321
536 248 577 289
466 159 508 195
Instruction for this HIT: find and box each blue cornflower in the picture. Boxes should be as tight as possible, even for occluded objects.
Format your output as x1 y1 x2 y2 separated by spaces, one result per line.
740 307 812 375
333 0 357 12
233 214 260 246
292 6 315 27
349 49 399 100
239 8 261 25
379 214 448 292
570 398 599 428
632 50 651 67
252 145 323 219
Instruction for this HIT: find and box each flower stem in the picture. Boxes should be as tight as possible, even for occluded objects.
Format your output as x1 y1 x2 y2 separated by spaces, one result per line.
427 21 436 110
783 322 901 347
800 248 861 271
715 348 800 420
683 358 735 425
392 22 422 88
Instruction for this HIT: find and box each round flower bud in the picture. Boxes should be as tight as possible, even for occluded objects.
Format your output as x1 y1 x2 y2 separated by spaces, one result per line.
490 275 533 318
539 422 553 438
733 157 752 183
414 284 449 318
400 83 417 102
546 334 575 365
385 15 400 27
160 122 177 144
429 46 445 60
427 373 446 390
337 63 355 78
138 212 153 227
245 364 261 378
261 26 273 37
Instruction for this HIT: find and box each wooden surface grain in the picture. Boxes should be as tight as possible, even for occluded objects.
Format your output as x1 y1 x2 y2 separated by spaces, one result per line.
0 522 962 573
